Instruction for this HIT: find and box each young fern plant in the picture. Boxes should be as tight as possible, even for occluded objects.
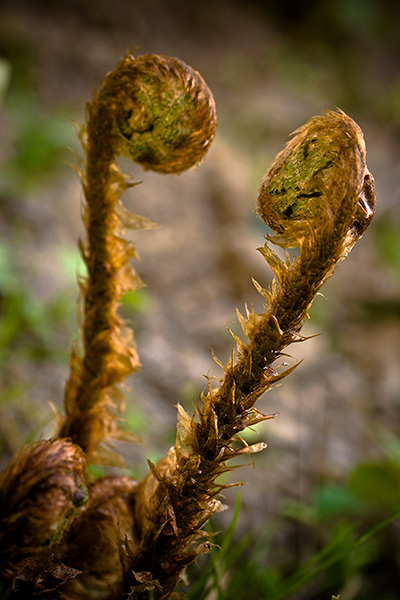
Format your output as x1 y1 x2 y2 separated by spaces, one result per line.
0 50 376 600
59 52 217 464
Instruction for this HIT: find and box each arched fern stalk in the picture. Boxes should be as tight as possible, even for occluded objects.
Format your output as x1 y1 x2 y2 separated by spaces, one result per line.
0 50 376 600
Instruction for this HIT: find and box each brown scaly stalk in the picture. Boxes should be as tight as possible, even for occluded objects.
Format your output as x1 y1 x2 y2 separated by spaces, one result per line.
58 52 217 464
119 110 376 599
0 50 376 600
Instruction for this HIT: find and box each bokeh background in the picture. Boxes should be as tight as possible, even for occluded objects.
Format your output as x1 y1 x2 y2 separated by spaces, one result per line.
1 1 400 598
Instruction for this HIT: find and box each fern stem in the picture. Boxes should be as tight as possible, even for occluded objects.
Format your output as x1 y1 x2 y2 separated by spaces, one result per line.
59 52 216 464
122 110 376 600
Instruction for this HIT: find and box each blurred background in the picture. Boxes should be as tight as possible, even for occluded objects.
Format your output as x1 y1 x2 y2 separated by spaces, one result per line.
1 0 400 598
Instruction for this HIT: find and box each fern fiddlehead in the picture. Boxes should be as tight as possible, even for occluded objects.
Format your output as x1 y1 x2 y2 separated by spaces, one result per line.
123 110 376 600
56 52 218 599
0 49 376 600
0 439 88 590
0 51 217 598
59 52 217 463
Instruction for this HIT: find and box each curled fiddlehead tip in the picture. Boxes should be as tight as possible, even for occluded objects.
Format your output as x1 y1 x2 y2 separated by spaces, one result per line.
62 51 217 460
99 52 217 174
257 109 376 248
0 439 88 579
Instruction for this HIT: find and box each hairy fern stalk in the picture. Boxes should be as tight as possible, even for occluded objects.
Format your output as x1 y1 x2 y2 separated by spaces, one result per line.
0 51 376 599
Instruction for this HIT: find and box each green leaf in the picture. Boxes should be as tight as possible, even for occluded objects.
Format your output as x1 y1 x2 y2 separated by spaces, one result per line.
315 483 361 517
349 461 400 512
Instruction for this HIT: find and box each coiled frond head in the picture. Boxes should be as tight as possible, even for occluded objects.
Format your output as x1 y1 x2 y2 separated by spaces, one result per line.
0 439 88 578
97 52 217 174
257 110 375 249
